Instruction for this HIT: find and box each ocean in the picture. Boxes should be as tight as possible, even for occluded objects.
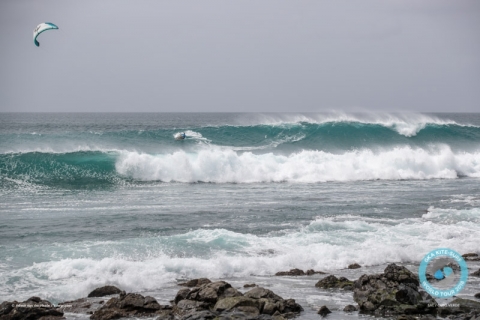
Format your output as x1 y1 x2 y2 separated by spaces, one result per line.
1 112 479 319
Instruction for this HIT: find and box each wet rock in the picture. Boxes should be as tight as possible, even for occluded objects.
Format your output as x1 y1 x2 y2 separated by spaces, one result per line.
178 278 212 288
0 297 64 320
174 288 191 305
306 269 327 275
90 293 171 320
185 281 242 306
88 286 122 298
353 263 436 316
275 268 326 276
244 287 283 301
275 268 305 276
58 298 104 314
174 281 302 319
317 306 331 317
343 305 358 312
472 269 480 277
475 293 480 299
315 275 354 290
395 315 436 320
0 302 15 316
462 253 478 258
177 309 217 320
213 296 259 312
243 283 256 288
450 298 480 313
462 253 480 261
348 263 361 269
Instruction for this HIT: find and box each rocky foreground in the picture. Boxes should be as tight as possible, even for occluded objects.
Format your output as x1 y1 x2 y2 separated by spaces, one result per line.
1 262 480 320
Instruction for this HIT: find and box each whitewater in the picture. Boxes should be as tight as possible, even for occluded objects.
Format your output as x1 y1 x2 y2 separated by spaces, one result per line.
1 113 479 319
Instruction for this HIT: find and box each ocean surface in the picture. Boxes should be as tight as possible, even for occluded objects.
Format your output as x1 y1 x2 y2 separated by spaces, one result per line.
1 113 479 319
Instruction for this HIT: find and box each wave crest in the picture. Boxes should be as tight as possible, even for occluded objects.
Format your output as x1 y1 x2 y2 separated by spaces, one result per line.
116 146 480 183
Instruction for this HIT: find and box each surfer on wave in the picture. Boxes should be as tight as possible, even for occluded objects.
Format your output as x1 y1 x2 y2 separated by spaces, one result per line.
174 132 186 140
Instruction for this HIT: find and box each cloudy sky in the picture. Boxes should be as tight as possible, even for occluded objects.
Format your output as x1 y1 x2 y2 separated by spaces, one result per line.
1 0 479 112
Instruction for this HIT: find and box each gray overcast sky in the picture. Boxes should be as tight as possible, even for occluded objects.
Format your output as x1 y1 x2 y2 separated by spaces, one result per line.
1 0 479 112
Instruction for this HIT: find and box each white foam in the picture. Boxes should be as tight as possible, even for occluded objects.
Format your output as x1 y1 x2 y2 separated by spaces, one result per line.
115 145 480 183
1 208 478 302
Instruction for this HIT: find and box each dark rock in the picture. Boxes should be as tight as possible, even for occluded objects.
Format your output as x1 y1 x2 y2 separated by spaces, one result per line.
174 288 191 305
88 286 122 298
475 293 480 299
174 282 303 319
0 302 14 316
27 297 42 303
343 305 358 312
0 298 64 320
178 278 212 288
315 275 354 290
244 287 283 301
353 263 436 316
450 298 480 313
472 269 480 277
275 268 305 276
306 269 327 275
348 263 361 269
395 315 436 320
462 253 480 261
90 293 171 320
317 306 331 317
177 310 217 320
283 299 304 314
58 298 103 314
243 283 256 288
212 296 259 312
184 281 242 306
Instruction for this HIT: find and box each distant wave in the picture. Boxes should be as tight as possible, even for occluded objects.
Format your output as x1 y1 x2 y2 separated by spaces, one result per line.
2 145 480 187
2 120 480 155
232 112 474 137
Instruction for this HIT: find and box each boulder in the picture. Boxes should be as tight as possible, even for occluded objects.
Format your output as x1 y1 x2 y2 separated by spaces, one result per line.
183 281 242 306
174 282 303 319
58 298 104 314
462 253 480 261
352 263 436 316
275 269 305 276
315 275 354 290
212 296 259 312
275 268 326 276
88 286 122 298
178 278 212 288
90 293 172 320
436 298 480 318
243 283 256 288
348 263 361 269
472 269 480 277
0 297 64 320
244 287 283 301
475 293 480 299
343 305 358 312
317 306 331 317
306 269 327 275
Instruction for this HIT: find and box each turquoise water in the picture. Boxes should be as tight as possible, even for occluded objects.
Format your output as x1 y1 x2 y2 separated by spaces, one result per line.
1 113 479 317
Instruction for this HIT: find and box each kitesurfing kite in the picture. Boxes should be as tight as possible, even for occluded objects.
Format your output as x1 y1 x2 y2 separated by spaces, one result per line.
33 22 58 47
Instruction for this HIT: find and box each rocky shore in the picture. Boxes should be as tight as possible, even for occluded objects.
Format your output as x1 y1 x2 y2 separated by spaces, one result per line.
1 260 479 320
